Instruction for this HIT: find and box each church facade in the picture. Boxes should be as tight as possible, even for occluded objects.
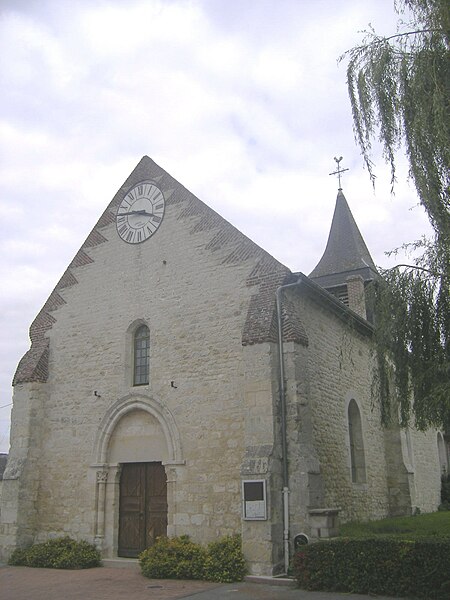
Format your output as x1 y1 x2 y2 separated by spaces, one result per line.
0 156 445 574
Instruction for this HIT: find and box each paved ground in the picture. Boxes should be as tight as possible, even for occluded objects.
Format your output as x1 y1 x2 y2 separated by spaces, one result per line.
0 565 402 600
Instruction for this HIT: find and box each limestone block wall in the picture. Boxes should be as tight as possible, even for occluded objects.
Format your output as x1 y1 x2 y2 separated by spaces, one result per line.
289 290 391 524
407 427 441 512
0 383 46 560
283 339 325 538
383 425 414 516
28 213 261 549
0 454 7 501
241 342 284 575
285 289 442 523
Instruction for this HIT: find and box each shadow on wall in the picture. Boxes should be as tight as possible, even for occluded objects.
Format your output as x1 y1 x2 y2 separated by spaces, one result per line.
0 453 8 504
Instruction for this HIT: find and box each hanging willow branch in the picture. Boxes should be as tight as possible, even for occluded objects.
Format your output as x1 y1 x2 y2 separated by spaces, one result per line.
370 259 449 430
340 1 449 240
342 1 450 430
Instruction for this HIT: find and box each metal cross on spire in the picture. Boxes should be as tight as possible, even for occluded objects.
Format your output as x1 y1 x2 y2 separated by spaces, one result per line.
329 156 349 190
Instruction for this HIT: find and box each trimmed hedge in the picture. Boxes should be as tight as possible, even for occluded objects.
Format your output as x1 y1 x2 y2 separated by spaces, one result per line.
139 534 246 582
293 537 450 599
8 536 101 569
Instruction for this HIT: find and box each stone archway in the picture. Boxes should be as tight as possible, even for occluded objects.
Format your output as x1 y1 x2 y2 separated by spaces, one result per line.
94 394 183 465
91 394 184 557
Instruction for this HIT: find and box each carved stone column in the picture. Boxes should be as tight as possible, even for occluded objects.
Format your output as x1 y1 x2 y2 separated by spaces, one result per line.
164 464 179 538
94 470 108 547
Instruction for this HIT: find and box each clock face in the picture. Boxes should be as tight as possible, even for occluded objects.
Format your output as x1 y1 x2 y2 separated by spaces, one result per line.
116 181 165 244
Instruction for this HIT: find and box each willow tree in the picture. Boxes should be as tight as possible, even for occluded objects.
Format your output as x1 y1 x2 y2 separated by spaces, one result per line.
342 0 449 430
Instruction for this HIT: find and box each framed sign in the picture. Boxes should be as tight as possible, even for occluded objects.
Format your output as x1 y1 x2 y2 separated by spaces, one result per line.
242 480 267 520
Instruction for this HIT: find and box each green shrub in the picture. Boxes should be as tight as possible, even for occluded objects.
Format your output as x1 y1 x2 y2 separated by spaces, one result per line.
139 534 246 582
8 547 28 566
204 535 246 583
8 536 101 569
139 536 206 580
293 538 450 599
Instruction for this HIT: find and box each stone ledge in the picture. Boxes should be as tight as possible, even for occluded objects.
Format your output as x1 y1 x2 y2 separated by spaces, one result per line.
308 507 340 538
245 575 295 587
102 558 139 569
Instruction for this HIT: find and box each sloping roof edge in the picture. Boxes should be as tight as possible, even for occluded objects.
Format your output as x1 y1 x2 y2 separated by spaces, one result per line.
309 189 377 282
294 272 373 336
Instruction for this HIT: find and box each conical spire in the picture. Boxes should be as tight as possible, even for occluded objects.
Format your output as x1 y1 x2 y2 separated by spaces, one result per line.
309 189 377 289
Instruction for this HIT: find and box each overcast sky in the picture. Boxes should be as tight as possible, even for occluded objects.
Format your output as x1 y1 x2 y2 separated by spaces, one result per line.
0 0 431 453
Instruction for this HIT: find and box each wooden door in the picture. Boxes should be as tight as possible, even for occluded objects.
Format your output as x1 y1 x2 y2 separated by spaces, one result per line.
118 462 167 557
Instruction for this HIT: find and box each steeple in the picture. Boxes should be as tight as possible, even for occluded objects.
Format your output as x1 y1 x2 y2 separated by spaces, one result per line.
309 181 378 320
310 188 377 285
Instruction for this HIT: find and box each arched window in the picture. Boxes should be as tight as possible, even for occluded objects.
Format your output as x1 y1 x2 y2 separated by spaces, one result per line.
133 325 150 386
348 399 367 483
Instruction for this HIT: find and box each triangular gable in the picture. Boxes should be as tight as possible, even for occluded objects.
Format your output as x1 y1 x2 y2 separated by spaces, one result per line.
14 156 307 384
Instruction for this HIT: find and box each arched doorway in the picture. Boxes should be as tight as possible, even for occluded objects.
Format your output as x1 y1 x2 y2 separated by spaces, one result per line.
92 395 184 557
109 409 168 557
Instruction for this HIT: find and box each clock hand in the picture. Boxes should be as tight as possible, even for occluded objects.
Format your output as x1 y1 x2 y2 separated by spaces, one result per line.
117 210 155 217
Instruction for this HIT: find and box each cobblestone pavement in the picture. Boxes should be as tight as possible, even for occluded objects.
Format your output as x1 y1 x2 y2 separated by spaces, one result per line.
0 565 401 600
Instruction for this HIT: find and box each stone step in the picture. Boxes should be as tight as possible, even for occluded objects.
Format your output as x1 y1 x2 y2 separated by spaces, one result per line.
102 558 140 569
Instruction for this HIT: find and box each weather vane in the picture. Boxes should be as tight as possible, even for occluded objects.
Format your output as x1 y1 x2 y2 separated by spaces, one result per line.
329 156 349 190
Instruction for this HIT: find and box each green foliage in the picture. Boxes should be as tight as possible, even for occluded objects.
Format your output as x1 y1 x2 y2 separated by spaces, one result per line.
8 536 101 569
139 536 206 580
139 534 246 582
339 511 450 539
369 242 450 430
204 535 246 583
293 538 450 599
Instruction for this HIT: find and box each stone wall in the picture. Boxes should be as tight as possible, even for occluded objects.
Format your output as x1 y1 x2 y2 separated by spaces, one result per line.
0 383 46 560
283 287 441 527
0 454 7 515
241 342 284 575
24 202 258 546
407 427 441 512
289 290 390 524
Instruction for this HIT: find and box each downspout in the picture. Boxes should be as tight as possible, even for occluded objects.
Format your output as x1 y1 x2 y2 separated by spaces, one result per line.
276 277 302 574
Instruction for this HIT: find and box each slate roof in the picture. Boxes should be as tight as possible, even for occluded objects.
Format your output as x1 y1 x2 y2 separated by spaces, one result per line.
309 189 378 288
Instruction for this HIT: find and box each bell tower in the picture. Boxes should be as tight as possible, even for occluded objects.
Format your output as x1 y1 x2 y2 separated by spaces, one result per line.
309 158 378 320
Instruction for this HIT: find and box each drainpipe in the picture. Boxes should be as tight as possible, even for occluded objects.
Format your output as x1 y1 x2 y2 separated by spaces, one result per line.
276 277 303 574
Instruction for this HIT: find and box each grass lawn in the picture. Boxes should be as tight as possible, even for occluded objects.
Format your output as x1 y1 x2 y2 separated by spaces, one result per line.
340 511 450 540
